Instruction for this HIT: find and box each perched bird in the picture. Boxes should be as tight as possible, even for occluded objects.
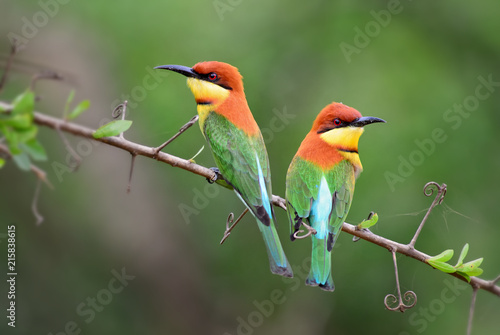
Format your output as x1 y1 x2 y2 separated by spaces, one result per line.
155 61 293 277
286 102 385 291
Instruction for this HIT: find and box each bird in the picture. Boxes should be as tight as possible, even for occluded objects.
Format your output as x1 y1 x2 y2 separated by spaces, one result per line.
155 61 293 277
285 102 385 290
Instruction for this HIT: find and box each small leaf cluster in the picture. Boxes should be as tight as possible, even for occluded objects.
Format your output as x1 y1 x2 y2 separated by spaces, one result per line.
357 212 378 229
0 89 44 170
427 243 483 282
0 89 89 171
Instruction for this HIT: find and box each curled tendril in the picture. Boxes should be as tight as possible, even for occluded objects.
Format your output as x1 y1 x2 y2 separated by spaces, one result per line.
226 212 235 229
220 208 249 245
293 222 317 239
423 181 447 204
384 291 417 312
112 101 128 119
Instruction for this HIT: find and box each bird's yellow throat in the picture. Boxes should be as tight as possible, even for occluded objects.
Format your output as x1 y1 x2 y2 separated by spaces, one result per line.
320 126 364 173
187 78 230 128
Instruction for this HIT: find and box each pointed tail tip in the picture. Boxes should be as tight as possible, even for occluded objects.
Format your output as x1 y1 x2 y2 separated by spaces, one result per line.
306 274 335 292
270 264 294 278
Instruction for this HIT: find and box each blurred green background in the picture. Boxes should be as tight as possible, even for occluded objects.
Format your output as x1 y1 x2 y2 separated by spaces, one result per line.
1 0 499 334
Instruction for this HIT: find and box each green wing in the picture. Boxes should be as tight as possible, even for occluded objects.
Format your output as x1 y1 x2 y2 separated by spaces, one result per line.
286 156 355 242
203 111 273 224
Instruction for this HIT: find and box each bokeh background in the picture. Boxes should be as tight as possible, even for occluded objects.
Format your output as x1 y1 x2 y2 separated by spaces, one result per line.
1 0 499 334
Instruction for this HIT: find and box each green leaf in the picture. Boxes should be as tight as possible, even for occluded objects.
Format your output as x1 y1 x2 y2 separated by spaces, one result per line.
0 158 5 168
93 120 132 138
428 260 456 273
358 213 378 229
22 138 47 161
64 89 75 116
12 90 35 115
68 100 90 120
457 272 471 282
462 268 483 277
456 258 483 273
16 125 38 143
428 249 454 263
3 128 21 154
455 243 469 267
12 152 31 171
2 113 33 129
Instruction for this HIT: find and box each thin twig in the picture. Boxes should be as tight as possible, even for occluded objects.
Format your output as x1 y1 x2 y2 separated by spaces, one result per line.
384 249 417 312
55 125 82 170
0 104 495 298
0 41 18 93
32 178 44 225
467 286 479 335
153 115 199 157
220 208 249 245
127 153 137 193
408 182 447 248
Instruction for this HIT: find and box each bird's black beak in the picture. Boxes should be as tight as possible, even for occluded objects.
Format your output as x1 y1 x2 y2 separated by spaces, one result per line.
350 116 386 127
154 64 200 79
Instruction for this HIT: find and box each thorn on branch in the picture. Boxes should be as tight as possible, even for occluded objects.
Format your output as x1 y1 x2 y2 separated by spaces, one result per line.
55 125 81 171
0 39 20 93
127 152 137 194
32 177 44 225
30 70 63 91
408 181 447 249
384 249 417 313
152 115 199 159
220 208 249 245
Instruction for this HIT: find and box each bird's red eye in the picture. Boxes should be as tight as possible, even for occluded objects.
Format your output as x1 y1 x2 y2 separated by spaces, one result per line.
208 72 218 81
333 118 341 126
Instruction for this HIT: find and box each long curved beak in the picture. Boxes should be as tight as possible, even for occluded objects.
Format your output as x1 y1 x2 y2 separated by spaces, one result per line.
154 64 200 79
350 116 386 127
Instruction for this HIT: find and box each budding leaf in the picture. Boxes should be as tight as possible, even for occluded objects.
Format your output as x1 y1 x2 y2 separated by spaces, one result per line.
456 258 483 273
427 260 456 273
428 249 454 263
68 100 90 120
455 243 469 268
12 89 35 115
22 138 47 161
12 152 31 171
93 120 132 138
0 158 5 169
358 213 378 229
64 89 75 116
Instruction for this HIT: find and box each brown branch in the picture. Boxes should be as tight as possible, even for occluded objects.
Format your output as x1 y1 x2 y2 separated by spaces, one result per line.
2 103 499 298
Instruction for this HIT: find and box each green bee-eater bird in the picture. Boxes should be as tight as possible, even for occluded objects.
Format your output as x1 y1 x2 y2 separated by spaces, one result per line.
155 61 293 277
286 102 385 290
